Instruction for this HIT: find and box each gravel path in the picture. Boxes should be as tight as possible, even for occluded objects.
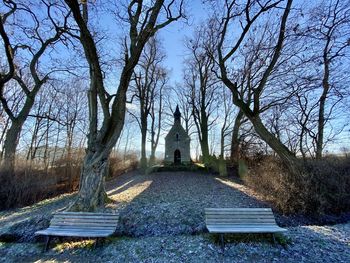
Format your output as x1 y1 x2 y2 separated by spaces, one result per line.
0 171 349 262
106 171 269 237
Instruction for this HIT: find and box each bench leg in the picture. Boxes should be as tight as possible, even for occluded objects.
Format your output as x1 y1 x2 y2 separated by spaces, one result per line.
272 233 276 245
94 238 101 249
44 236 51 252
220 234 225 252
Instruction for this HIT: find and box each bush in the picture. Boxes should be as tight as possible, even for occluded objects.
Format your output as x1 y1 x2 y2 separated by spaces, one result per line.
108 152 138 179
0 161 81 210
243 155 350 215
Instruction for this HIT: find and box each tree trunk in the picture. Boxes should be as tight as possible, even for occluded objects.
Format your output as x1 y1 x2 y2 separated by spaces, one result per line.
230 110 244 165
316 54 330 159
140 118 147 171
0 116 10 160
69 150 109 211
200 114 210 163
249 115 300 174
2 119 24 175
200 136 210 163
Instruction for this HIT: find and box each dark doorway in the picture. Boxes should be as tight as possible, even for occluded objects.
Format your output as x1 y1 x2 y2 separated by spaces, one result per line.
174 149 181 165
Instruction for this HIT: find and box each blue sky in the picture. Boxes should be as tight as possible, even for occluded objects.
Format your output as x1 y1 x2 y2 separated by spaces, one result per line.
157 0 209 83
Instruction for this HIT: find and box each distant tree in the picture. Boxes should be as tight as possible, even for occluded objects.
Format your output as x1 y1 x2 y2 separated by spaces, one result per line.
295 0 350 159
184 24 219 164
149 68 166 166
129 37 167 170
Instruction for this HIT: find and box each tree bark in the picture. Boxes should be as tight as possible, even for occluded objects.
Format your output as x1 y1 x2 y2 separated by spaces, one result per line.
230 109 244 165
316 49 330 159
70 150 109 211
140 117 148 171
249 115 300 174
2 119 24 174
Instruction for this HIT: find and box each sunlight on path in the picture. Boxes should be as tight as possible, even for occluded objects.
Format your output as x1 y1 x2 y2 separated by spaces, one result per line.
107 179 153 210
215 177 266 203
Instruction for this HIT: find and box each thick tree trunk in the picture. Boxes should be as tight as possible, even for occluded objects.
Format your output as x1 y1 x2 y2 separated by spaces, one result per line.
230 110 244 165
69 149 109 211
200 136 210 163
200 114 210 163
249 115 301 174
2 119 24 175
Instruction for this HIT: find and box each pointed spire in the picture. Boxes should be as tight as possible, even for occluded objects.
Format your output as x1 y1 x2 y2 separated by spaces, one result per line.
174 105 181 122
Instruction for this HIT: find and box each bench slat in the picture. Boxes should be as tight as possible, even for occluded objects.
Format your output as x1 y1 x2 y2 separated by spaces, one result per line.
206 221 277 225
207 227 287 233
207 215 274 220
51 220 118 225
53 215 119 220
205 208 272 212
35 230 114 237
50 224 117 228
45 226 115 232
205 211 274 215
55 212 119 216
52 217 119 220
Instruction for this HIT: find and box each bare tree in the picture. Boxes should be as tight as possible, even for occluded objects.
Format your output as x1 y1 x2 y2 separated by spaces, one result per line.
184 25 219 163
129 37 166 170
214 0 301 173
0 1 70 174
64 0 184 210
149 68 167 166
295 0 350 159
218 86 235 159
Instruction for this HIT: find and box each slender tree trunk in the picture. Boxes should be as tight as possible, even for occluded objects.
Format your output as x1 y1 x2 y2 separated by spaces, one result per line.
316 54 330 159
140 117 148 171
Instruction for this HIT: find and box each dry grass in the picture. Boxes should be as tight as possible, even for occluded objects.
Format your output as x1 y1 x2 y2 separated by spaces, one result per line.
0 152 139 210
242 155 350 215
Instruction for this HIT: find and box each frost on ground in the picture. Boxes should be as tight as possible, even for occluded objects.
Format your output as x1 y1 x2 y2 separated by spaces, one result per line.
0 171 349 262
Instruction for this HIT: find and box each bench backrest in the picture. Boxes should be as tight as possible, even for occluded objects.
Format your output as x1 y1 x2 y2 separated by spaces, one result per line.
205 208 277 226
50 212 120 231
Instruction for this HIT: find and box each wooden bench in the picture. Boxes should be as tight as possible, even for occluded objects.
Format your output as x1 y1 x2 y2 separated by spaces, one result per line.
35 211 120 251
205 208 286 248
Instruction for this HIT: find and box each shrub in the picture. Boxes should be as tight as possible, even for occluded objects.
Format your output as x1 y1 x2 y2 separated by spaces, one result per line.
108 152 138 179
243 155 350 214
0 162 81 210
0 152 139 210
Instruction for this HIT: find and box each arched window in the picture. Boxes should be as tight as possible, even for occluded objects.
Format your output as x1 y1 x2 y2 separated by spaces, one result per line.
176 133 179 141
